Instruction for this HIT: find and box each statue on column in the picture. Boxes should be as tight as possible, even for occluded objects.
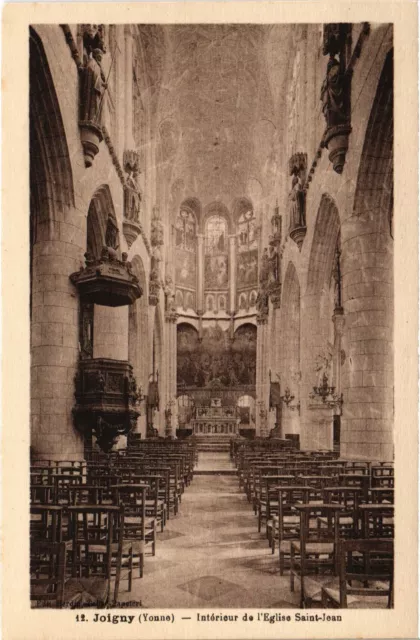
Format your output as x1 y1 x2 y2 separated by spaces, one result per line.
267 245 279 284
78 25 107 167
320 56 347 129
164 275 176 313
259 248 270 286
320 24 353 174
288 169 306 230
151 206 164 248
80 43 107 126
123 151 142 223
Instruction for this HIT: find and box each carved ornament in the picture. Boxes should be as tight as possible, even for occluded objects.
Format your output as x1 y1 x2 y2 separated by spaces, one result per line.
73 357 140 452
321 24 352 174
70 248 143 307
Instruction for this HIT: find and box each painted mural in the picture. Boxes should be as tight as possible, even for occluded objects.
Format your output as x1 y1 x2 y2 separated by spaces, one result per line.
204 215 229 289
204 254 228 289
177 323 256 389
237 249 258 286
175 249 196 289
237 210 257 253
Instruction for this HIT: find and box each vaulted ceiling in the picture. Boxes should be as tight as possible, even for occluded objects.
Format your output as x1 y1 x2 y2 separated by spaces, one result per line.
142 24 295 216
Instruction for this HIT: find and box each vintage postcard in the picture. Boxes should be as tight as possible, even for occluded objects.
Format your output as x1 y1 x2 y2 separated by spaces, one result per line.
2 1 418 639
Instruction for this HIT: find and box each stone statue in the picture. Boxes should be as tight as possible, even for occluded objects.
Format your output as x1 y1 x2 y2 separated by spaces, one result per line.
82 24 106 59
151 207 164 248
256 290 269 316
124 156 142 223
268 245 279 284
164 275 176 312
320 56 347 129
80 48 107 126
96 371 106 392
105 216 119 251
288 170 306 230
259 248 270 285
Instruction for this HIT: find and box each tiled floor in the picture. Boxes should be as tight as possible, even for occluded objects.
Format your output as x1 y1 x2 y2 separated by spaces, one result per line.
116 452 301 608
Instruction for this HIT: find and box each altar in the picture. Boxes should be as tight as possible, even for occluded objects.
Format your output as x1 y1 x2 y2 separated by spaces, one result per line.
191 405 239 436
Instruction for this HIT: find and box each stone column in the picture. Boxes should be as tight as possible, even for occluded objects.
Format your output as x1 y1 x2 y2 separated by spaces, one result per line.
196 234 204 312
31 210 85 461
124 25 135 150
299 293 333 451
228 234 237 312
341 220 393 461
93 305 129 361
256 315 269 436
164 312 178 437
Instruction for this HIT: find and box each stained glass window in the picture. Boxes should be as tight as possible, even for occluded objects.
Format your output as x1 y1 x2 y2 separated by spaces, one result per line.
175 209 196 251
205 215 227 255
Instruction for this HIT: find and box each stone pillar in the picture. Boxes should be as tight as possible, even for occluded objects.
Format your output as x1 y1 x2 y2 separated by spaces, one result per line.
256 315 269 436
341 220 393 461
229 234 237 312
299 293 333 451
31 211 85 461
164 312 178 437
197 234 204 312
124 26 134 149
93 305 129 361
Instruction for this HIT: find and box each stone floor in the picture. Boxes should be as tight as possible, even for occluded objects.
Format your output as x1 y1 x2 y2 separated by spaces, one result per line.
116 451 301 608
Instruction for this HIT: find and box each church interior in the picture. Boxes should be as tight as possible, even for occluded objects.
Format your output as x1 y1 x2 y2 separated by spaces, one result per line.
30 23 394 609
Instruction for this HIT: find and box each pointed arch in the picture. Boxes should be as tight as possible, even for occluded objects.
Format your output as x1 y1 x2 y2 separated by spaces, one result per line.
86 185 118 258
201 201 234 234
353 50 393 234
231 196 254 222
306 194 341 297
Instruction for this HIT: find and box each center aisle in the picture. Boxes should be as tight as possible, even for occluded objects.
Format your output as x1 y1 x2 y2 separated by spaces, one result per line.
120 451 300 608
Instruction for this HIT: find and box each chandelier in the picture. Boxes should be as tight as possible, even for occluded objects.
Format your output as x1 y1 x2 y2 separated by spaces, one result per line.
280 386 301 414
309 372 343 409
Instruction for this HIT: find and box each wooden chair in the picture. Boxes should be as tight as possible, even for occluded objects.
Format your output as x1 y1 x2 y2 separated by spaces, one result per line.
290 504 342 608
321 487 361 538
30 505 64 543
321 539 394 608
339 473 370 502
358 504 394 539
66 504 127 606
112 484 156 580
30 540 66 608
271 486 311 574
130 474 167 532
30 483 55 505
257 475 295 534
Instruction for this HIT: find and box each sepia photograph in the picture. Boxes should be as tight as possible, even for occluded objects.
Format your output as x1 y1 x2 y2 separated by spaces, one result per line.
1 3 418 638
27 19 399 611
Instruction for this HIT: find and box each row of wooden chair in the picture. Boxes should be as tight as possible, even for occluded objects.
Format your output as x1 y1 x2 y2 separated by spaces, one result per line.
232 439 394 609
30 439 197 608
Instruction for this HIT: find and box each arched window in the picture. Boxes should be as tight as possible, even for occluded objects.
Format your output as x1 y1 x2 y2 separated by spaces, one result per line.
175 206 197 304
175 208 196 251
237 209 257 253
204 215 228 290
236 207 258 304
205 215 227 255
